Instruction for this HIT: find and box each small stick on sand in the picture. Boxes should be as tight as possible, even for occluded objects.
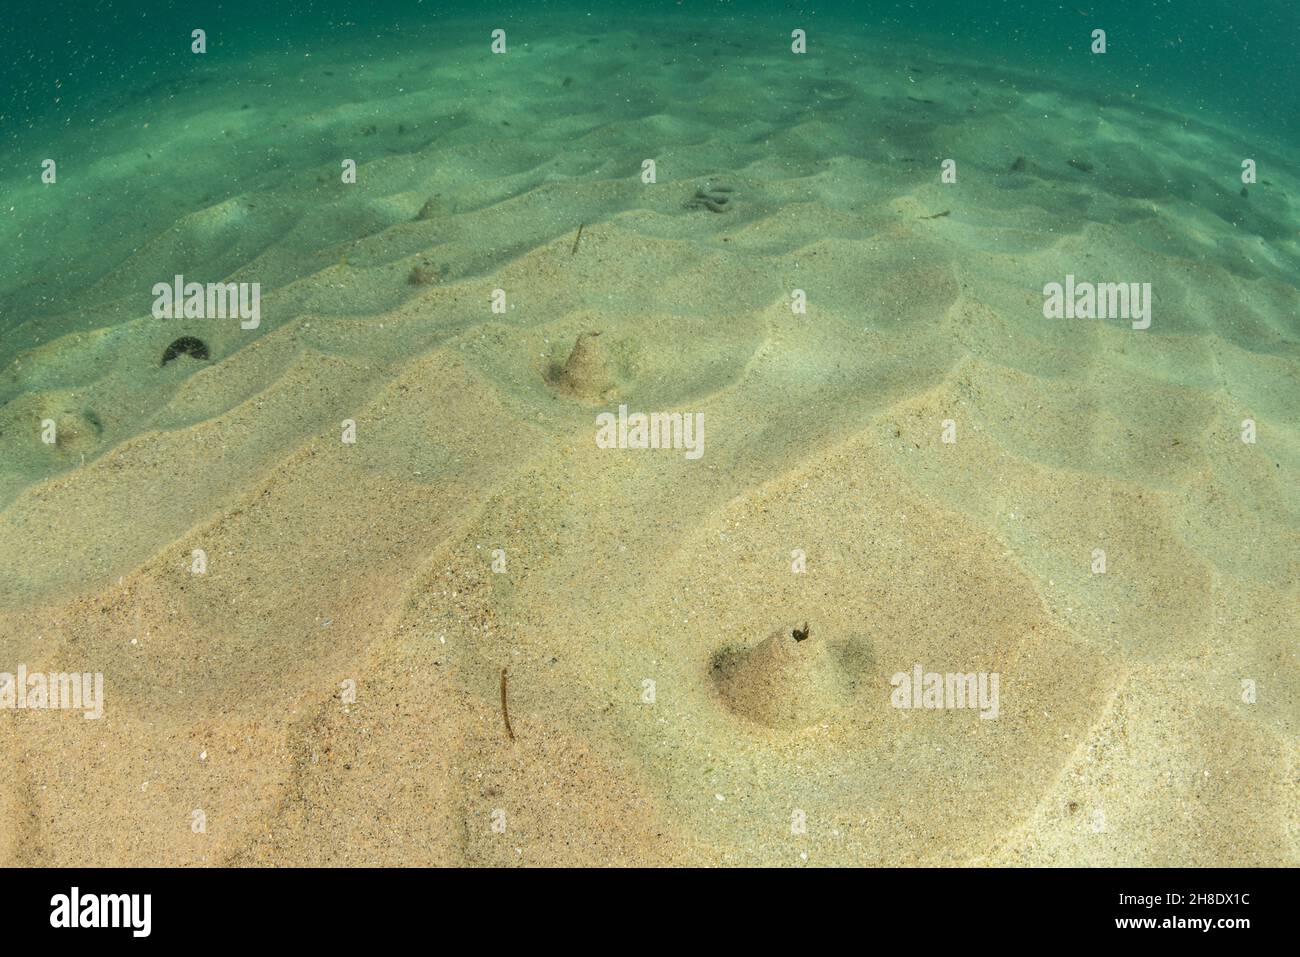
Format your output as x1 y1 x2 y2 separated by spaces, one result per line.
571 223 585 255
500 668 515 741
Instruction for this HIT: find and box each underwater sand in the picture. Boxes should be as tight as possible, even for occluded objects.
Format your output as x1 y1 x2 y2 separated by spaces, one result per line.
0 14 1297 866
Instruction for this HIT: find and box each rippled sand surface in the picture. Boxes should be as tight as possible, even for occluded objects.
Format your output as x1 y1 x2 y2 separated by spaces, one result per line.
1 16 1296 866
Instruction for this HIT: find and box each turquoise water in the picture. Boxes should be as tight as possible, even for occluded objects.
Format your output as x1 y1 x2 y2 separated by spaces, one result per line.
3 1 1297 142
2 2 1296 355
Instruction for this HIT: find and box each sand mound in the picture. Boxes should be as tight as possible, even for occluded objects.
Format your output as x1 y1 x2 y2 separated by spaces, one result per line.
713 624 864 730
549 331 617 399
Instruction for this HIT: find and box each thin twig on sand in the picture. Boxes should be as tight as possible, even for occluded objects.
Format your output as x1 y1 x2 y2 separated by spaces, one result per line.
500 668 515 741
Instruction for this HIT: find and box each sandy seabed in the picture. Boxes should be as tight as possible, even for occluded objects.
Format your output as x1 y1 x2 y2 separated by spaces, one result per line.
0 15 1296 866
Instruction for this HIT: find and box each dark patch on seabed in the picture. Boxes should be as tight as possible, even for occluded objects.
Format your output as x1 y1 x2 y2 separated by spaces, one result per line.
160 336 211 366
